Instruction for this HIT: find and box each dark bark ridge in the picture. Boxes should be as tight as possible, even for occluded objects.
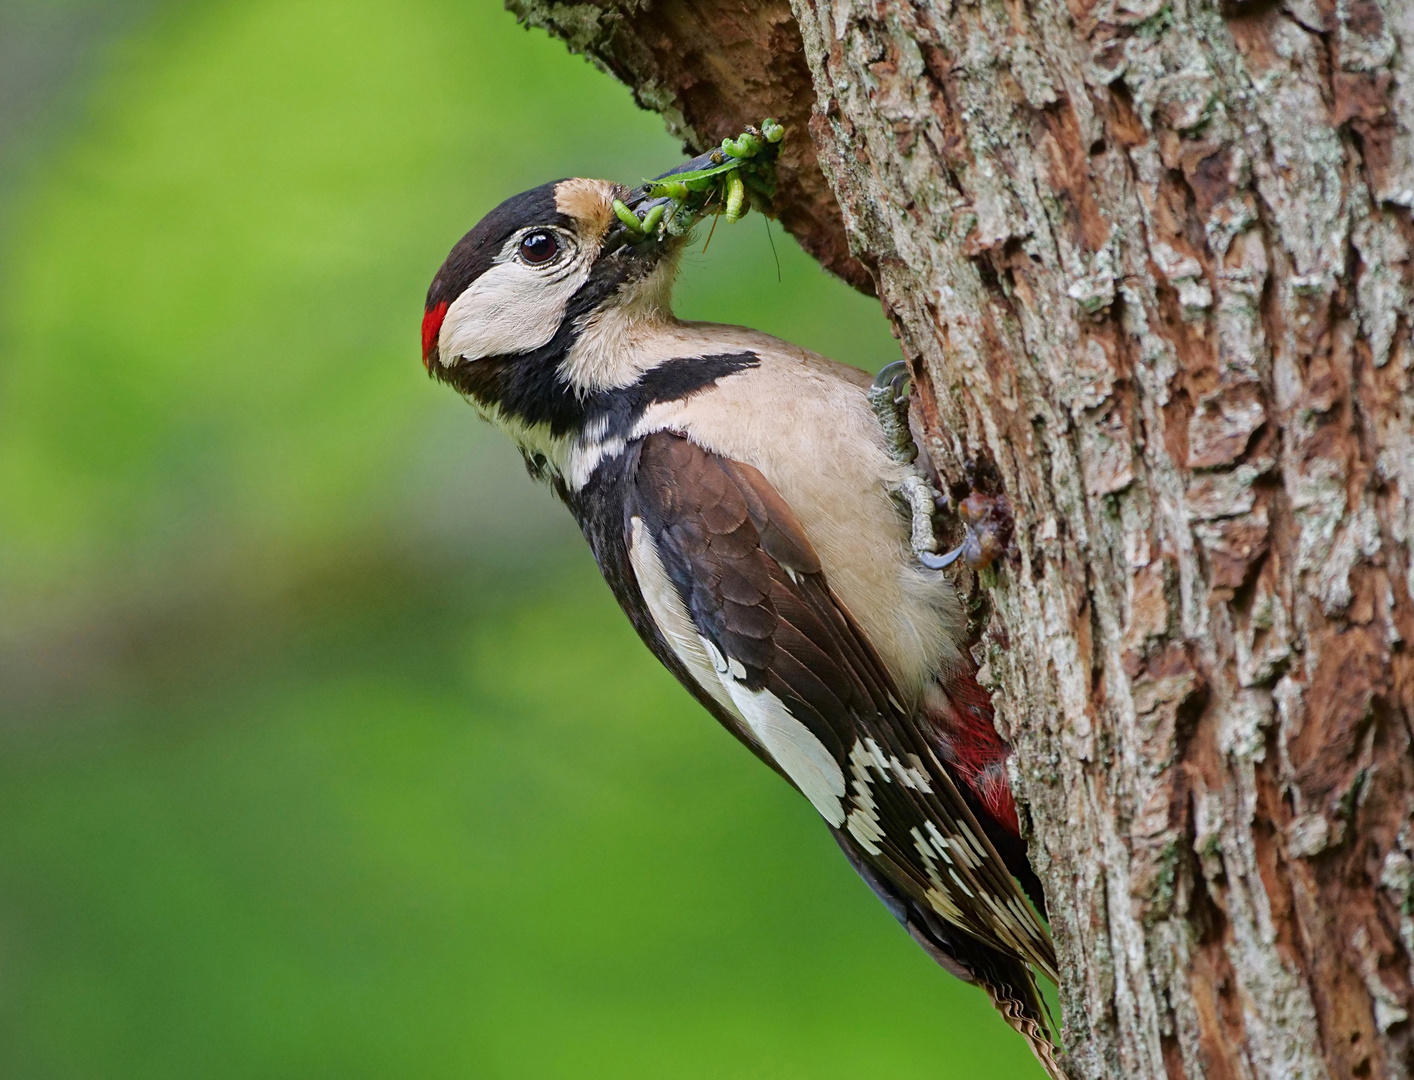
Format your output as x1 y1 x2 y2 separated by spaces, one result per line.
512 1 1414 1077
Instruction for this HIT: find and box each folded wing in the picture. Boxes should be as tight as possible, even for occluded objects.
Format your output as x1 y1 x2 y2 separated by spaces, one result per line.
625 431 1057 981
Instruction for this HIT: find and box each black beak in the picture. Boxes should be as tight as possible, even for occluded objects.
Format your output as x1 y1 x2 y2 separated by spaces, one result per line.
618 186 673 217
603 200 669 257
603 186 675 256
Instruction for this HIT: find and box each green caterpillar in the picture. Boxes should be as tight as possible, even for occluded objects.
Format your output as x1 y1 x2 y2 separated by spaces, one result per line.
611 118 783 240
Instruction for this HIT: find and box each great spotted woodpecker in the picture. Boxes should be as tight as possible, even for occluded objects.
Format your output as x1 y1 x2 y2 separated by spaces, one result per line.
421 160 1062 1076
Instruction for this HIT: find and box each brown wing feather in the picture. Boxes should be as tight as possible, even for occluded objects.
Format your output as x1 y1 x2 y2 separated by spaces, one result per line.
630 432 1057 982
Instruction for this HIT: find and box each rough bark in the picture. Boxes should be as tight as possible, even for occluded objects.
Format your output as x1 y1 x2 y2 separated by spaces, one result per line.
510 1 1414 1077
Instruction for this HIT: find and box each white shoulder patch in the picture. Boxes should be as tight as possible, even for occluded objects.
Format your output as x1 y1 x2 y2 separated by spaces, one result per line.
627 517 745 726
627 517 847 827
720 679 847 827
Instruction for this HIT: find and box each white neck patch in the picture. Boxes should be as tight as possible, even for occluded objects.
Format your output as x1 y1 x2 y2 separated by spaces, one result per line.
557 250 680 393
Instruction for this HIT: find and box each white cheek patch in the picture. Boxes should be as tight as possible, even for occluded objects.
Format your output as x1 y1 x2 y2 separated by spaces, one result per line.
439 255 590 364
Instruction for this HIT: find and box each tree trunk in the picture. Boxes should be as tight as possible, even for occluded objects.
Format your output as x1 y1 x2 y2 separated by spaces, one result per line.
508 1 1414 1076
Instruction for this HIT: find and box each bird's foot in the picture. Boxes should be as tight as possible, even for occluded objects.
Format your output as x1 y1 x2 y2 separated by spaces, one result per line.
870 362 951 567
869 364 1014 573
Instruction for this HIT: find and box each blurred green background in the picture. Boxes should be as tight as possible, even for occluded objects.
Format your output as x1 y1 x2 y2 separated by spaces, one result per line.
0 1 1040 1076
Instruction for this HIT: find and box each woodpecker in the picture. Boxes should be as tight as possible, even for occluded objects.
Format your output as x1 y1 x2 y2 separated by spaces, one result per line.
422 165 1062 1076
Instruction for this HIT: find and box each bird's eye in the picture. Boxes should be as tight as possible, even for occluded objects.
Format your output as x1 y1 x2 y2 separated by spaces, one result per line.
519 231 559 265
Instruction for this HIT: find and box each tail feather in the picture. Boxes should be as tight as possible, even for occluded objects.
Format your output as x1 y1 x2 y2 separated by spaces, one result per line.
981 957 1066 1080
910 903 1067 1079
834 829 1067 1078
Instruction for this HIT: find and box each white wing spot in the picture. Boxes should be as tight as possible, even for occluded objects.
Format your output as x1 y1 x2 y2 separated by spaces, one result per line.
947 867 975 898
857 738 934 795
923 821 954 865
1010 897 1046 944
959 820 990 862
628 519 758 747
891 752 932 792
846 740 885 855
864 738 891 779
926 821 980 870
910 826 965 923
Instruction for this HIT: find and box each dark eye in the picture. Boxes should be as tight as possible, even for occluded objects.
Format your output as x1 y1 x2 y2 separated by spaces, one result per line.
519 231 559 264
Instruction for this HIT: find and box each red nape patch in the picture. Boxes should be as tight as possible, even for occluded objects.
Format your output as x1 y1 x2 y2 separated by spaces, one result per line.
421 300 449 369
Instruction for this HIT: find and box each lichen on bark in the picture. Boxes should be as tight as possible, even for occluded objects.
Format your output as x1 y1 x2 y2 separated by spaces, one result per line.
510 0 1414 1076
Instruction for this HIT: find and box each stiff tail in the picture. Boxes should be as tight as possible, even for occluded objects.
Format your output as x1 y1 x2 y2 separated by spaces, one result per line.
913 904 1066 1079
836 829 1066 1078
982 960 1066 1080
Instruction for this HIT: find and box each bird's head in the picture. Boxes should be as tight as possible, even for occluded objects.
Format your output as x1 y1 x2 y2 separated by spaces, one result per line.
421 178 684 424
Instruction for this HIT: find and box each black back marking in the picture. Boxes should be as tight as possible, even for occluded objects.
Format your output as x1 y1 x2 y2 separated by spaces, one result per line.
581 351 760 443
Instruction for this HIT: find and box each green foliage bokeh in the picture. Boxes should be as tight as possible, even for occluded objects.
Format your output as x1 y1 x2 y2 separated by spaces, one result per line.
0 1 1040 1077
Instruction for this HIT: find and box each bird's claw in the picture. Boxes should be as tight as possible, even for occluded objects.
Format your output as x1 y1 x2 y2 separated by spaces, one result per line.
873 360 910 406
918 543 966 570
870 363 950 568
869 364 1013 573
